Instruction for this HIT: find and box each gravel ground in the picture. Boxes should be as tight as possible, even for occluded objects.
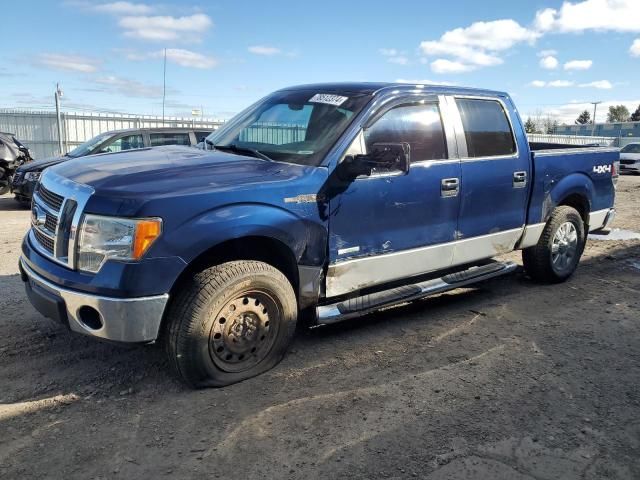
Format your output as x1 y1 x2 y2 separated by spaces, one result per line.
1 176 639 479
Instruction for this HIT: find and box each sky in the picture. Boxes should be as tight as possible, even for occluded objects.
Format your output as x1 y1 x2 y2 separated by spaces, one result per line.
1 0 639 123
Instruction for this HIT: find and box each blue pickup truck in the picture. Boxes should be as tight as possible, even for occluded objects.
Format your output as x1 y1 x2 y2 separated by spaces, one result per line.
20 83 618 387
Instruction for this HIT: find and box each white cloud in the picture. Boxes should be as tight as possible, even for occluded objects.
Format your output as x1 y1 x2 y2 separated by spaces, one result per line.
152 49 217 69
435 19 539 51
379 48 399 56
579 80 613 89
248 45 282 56
379 48 410 65
531 99 640 124
564 59 593 70
420 43 502 67
537 49 558 57
93 75 168 98
93 2 152 14
631 39 640 57
419 19 538 73
35 53 100 73
431 59 477 74
534 0 640 33
118 13 212 42
548 80 575 87
540 55 559 69
395 78 456 86
529 80 575 88
388 56 409 65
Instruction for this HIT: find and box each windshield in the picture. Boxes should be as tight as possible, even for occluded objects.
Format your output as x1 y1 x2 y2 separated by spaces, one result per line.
205 90 372 166
67 132 114 158
621 143 640 153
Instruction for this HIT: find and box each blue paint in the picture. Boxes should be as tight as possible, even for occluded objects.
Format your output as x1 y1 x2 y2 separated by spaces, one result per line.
21 83 618 303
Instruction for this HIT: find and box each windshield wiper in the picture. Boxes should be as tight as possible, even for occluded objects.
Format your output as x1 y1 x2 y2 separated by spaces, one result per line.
209 142 273 162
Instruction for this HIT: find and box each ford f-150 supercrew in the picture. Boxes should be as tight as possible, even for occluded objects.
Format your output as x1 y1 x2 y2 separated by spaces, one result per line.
20 83 619 388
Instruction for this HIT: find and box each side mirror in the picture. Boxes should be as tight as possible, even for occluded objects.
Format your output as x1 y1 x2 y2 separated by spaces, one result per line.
339 142 410 180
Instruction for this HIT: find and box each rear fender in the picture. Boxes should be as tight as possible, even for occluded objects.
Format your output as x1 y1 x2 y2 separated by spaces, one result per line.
543 173 594 222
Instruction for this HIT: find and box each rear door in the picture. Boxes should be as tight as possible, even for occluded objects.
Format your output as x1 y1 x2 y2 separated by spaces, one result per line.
450 96 530 265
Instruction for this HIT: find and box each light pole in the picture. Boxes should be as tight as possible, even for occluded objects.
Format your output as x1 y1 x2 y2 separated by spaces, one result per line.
590 101 602 137
162 48 167 123
55 83 64 155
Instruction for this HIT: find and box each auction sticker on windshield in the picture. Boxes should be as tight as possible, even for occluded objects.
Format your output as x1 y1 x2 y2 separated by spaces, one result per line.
309 94 348 106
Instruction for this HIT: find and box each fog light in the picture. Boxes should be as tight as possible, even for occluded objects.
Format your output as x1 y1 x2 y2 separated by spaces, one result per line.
77 306 103 330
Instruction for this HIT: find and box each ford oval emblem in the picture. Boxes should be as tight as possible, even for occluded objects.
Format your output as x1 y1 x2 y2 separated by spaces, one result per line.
31 205 46 227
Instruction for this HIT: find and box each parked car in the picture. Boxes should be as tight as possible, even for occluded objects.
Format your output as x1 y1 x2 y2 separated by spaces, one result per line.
619 143 640 174
11 127 212 203
0 132 32 195
20 83 618 388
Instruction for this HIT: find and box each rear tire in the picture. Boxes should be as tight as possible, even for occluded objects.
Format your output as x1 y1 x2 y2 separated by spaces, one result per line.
165 260 298 388
522 206 586 283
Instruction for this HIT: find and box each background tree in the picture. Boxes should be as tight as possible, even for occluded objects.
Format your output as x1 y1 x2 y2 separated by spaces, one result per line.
575 110 591 125
541 116 559 134
630 104 640 122
606 105 630 123
524 117 537 133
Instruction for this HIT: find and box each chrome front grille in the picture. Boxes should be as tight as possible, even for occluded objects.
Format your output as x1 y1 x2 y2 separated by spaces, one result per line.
44 213 58 232
29 169 94 269
33 228 55 254
38 184 64 211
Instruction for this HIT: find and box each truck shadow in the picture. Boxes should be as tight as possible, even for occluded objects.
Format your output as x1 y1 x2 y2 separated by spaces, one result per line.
0 195 29 211
1 241 638 405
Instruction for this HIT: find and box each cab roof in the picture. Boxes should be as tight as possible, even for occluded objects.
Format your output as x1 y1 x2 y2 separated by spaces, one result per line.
278 82 508 98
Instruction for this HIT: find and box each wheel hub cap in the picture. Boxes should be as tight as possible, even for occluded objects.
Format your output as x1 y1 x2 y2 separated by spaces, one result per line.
208 292 278 373
551 221 578 273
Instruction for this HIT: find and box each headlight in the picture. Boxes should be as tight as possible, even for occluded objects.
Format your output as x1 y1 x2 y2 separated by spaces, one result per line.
77 214 162 273
25 171 40 182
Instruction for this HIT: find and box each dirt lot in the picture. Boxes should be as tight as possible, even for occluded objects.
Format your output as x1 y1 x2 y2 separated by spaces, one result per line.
1 177 639 480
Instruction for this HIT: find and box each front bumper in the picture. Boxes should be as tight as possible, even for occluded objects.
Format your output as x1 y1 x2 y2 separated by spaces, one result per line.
620 162 640 173
11 175 36 200
20 257 169 343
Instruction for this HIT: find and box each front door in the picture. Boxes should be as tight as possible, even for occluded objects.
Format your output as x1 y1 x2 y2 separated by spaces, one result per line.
326 97 461 297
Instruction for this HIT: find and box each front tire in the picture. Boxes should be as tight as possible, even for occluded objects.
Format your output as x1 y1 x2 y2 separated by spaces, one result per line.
165 260 298 388
522 206 586 283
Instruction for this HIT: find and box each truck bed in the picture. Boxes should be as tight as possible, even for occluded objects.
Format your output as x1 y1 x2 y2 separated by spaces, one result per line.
527 143 619 226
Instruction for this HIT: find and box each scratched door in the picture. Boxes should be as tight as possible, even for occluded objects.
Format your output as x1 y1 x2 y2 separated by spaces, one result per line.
326 101 461 296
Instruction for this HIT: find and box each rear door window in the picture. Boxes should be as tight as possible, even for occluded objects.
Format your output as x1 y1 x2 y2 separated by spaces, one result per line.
150 133 191 147
456 98 516 158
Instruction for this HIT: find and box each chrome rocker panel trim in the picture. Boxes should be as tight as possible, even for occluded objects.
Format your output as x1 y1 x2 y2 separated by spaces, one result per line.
21 258 169 343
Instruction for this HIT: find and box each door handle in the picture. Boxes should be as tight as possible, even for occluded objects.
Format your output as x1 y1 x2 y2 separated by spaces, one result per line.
441 178 459 198
513 171 527 188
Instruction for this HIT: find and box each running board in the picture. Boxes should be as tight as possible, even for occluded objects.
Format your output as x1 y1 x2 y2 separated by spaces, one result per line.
316 261 518 325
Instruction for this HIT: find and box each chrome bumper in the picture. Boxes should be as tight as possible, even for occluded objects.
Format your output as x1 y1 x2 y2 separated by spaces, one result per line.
20 258 169 343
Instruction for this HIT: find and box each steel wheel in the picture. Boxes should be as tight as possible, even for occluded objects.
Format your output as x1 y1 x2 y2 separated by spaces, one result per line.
208 290 280 373
551 221 578 275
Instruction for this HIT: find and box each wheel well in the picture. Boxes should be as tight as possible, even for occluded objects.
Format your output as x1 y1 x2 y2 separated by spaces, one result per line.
558 194 590 226
169 236 300 299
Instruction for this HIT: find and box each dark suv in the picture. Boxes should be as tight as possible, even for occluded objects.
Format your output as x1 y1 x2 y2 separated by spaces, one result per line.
12 127 213 203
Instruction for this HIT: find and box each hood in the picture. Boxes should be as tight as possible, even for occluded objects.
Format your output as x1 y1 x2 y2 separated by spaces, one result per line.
49 145 319 198
18 155 67 172
620 152 640 160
